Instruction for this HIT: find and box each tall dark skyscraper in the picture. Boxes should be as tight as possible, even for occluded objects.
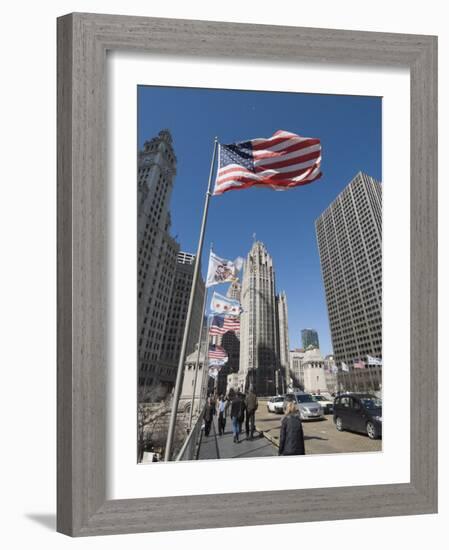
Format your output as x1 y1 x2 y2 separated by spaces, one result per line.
159 252 205 370
137 131 204 400
315 171 382 367
301 328 320 350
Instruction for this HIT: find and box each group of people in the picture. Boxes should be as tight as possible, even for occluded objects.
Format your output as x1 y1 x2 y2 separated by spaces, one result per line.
203 387 259 443
203 388 306 455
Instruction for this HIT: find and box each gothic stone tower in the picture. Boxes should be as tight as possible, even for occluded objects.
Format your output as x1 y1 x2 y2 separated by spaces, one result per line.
239 241 279 396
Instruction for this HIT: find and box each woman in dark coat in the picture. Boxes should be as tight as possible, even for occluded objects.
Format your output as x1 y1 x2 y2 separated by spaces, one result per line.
203 397 214 437
279 401 305 455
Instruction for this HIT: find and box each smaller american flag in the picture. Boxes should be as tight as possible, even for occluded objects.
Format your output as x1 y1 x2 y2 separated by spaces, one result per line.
208 344 228 366
354 360 365 369
209 315 241 335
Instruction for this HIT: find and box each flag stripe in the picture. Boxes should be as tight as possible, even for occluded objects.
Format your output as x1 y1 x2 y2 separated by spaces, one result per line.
254 142 321 164
217 162 321 185
254 149 321 171
214 167 322 195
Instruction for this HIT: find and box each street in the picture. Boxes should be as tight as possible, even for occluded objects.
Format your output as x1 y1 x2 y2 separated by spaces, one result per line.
255 398 382 455
195 398 381 461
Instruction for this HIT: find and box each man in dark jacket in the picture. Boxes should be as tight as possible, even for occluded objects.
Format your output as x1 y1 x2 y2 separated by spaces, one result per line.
230 393 244 443
279 401 305 455
245 387 258 440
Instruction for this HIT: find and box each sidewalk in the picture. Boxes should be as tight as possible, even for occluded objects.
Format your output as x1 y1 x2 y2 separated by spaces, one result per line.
197 416 277 460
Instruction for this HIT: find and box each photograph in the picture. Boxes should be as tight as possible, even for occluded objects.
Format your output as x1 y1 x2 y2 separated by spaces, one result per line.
136 85 383 463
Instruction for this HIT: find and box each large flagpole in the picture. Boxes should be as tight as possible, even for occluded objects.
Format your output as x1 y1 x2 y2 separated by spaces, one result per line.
164 137 219 461
188 286 209 430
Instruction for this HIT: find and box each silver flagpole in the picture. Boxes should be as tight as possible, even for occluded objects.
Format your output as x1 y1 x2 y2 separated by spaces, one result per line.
200 315 212 404
188 286 209 430
164 137 219 461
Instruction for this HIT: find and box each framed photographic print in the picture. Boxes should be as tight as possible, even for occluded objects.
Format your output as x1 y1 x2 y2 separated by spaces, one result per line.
57 13 437 536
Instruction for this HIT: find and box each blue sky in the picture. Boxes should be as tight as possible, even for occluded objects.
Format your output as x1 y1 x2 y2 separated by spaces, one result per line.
138 86 381 355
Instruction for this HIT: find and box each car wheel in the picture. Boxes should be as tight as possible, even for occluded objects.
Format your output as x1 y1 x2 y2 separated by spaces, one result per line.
335 417 344 431
366 421 378 439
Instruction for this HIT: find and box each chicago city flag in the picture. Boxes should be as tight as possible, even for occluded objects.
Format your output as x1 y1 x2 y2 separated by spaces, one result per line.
206 251 244 287
213 130 322 195
210 291 241 316
367 355 382 366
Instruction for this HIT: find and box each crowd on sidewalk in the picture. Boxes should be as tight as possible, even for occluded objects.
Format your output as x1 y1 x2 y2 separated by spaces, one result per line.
202 387 305 455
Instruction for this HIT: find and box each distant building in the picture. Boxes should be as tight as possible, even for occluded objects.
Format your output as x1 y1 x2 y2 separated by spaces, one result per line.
315 171 382 367
301 329 319 350
276 291 290 393
289 349 305 389
301 348 328 394
226 279 241 301
180 346 207 415
159 251 205 371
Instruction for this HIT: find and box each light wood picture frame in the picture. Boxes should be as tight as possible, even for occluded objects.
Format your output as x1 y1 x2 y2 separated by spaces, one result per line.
57 12 437 536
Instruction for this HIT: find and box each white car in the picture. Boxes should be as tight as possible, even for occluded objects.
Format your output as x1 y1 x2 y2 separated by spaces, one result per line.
311 394 334 414
267 396 285 414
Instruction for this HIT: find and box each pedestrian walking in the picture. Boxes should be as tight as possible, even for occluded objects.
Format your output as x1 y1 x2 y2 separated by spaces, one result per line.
278 401 305 456
245 387 258 440
238 392 247 436
203 397 214 437
217 394 229 436
210 393 217 416
230 392 244 443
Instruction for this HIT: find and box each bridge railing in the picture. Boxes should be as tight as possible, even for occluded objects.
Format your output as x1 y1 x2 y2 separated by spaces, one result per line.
175 404 205 461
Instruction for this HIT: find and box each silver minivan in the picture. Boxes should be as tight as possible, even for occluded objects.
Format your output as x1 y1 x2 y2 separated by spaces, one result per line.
283 392 324 420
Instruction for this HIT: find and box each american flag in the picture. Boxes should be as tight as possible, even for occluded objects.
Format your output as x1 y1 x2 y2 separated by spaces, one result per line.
209 314 240 335
208 344 228 366
213 130 322 195
354 360 366 369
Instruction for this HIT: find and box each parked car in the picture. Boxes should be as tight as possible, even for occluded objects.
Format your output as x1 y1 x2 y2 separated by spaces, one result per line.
267 395 285 414
311 394 334 414
333 393 382 439
283 392 324 420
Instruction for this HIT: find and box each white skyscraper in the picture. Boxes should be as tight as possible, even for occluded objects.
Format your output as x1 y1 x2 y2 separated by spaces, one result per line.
315 171 382 367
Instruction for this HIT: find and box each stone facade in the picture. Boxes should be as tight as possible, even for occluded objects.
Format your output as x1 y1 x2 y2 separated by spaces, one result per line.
289 349 305 389
315 172 382 368
276 291 290 393
301 347 329 393
239 241 282 396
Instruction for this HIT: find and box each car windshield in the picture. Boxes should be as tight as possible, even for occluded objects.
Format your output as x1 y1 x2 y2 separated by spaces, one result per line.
360 397 382 409
313 396 325 401
274 397 284 402
296 394 314 403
